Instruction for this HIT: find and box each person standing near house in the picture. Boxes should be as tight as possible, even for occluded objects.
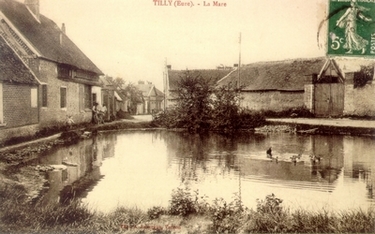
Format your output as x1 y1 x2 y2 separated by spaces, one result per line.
101 105 107 123
92 102 99 123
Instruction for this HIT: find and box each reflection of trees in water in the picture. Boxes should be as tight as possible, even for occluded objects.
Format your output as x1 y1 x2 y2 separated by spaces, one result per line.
161 131 373 195
162 132 243 184
176 134 209 185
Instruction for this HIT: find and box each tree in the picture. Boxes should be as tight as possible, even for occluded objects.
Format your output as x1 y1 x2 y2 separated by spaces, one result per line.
121 82 143 114
174 71 212 133
113 77 125 88
153 71 266 133
354 64 374 88
210 83 242 131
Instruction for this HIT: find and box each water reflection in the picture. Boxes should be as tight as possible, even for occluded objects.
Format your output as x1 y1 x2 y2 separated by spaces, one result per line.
33 130 375 213
35 133 117 205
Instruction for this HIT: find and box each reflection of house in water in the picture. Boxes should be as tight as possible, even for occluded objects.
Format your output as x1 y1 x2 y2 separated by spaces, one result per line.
343 136 375 198
37 133 117 205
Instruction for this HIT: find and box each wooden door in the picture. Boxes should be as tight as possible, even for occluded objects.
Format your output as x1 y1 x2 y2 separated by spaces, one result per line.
314 83 344 117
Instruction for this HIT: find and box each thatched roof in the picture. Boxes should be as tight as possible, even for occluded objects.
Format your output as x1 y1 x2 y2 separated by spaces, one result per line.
0 0 103 75
168 69 234 91
218 58 327 91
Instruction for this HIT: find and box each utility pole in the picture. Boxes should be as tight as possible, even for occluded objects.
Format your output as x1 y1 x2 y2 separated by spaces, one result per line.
238 32 242 107
163 58 167 111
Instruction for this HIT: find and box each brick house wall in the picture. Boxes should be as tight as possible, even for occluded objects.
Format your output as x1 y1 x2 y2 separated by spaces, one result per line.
2 83 38 127
240 91 304 111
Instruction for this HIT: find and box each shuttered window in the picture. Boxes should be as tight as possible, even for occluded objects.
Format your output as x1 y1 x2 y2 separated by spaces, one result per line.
41 84 47 107
60 87 67 108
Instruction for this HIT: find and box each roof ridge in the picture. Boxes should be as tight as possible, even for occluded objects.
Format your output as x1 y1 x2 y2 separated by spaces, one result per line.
244 57 326 66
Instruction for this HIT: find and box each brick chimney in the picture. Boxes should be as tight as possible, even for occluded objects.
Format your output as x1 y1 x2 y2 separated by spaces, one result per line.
60 23 65 46
25 0 40 21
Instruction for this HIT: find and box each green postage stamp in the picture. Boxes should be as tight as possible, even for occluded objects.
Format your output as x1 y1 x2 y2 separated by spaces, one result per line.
327 0 375 57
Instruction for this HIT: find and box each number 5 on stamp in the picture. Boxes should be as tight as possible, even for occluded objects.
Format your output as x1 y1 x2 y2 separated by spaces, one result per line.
327 0 375 57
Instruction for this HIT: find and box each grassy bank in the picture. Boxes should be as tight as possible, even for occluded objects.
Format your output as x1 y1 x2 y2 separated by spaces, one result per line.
0 184 374 233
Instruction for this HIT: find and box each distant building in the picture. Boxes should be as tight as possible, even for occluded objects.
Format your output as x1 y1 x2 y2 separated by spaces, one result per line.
136 81 164 114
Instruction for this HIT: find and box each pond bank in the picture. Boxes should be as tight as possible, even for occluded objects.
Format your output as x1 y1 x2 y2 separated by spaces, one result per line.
1 118 375 233
267 118 375 136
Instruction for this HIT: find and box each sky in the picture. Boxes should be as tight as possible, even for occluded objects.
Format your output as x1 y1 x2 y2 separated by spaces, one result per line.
38 0 328 89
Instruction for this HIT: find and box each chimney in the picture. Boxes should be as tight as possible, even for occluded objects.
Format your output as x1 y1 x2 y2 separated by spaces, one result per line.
60 23 65 46
25 0 40 22
61 23 66 34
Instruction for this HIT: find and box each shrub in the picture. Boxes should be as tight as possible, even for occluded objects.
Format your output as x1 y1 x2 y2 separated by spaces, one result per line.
246 193 290 233
354 64 374 88
168 188 197 217
168 188 209 217
210 194 246 233
147 206 167 219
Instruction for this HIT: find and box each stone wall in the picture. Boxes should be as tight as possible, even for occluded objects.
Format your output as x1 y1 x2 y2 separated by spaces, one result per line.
241 91 304 111
343 73 375 117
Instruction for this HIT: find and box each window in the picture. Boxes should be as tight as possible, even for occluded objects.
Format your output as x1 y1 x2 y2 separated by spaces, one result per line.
84 85 91 109
79 85 92 110
92 93 97 104
58 65 70 79
31 88 37 108
41 84 47 107
60 87 67 108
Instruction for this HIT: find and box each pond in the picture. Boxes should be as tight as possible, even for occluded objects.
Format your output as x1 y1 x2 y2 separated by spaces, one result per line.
36 130 375 213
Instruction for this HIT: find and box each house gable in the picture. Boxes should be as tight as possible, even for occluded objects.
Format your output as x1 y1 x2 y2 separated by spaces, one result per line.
0 34 38 85
0 0 103 76
317 59 345 83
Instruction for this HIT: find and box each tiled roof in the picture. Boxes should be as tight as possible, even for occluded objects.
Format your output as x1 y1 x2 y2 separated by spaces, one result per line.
168 69 233 90
217 58 327 91
154 87 164 97
137 82 153 96
136 82 164 97
0 0 103 75
0 35 38 84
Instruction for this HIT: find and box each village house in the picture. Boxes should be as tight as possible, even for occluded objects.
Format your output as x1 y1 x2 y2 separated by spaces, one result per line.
0 0 103 142
135 81 164 114
0 34 40 142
